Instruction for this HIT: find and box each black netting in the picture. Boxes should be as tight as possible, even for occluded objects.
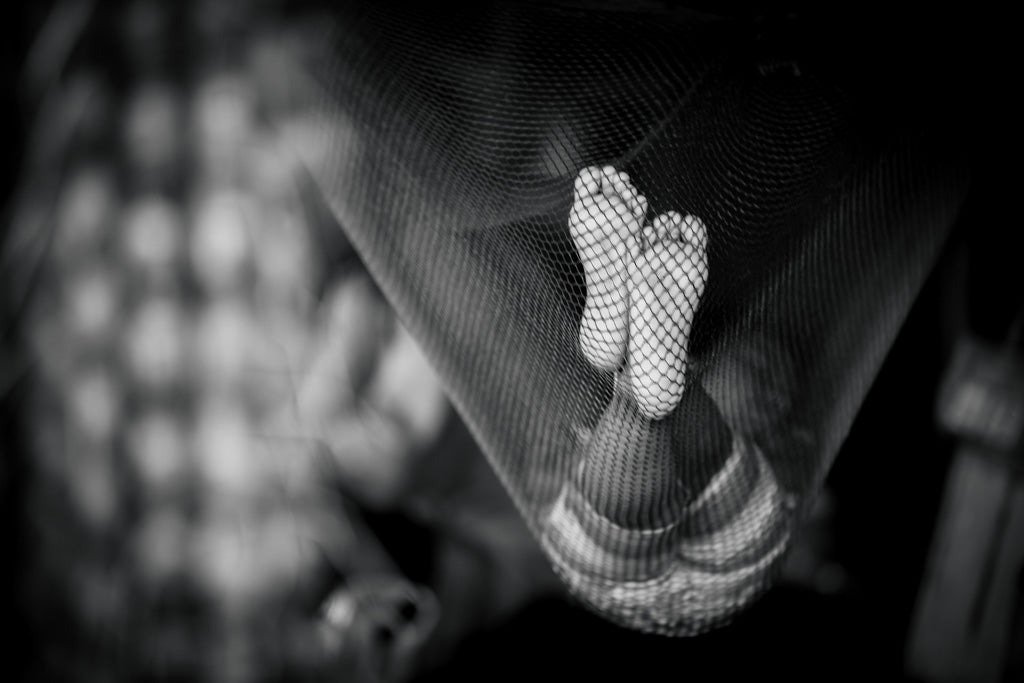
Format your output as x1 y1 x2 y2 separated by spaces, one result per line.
280 2 970 636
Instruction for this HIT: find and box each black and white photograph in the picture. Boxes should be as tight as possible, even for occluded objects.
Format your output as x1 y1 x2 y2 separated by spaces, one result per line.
1 2 1020 681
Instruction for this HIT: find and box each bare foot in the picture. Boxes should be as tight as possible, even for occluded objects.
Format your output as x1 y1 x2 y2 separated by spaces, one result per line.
627 211 708 420
569 165 647 371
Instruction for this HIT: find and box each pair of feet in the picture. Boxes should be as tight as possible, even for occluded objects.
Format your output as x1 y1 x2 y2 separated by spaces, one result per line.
569 165 709 420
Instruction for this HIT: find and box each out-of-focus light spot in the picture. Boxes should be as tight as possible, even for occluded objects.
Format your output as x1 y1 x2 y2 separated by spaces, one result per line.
68 446 119 529
65 265 121 345
120 194 184 279
253 205 313 308
125 409 190 494
193 397 257 497
66 365 122 443
190 191 253 292
243 131 301 200
192 297 258 388
122 296 188 390
322 589 357 630
194 74 255 144
53 165 117 262
189 514 277 616
133 507 189 587
192 73 256 181
123 81 183 176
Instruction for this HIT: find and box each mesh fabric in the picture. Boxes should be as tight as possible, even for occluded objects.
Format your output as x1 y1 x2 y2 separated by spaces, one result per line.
282 1 969 635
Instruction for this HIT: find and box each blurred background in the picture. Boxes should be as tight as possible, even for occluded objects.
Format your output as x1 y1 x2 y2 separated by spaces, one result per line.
1 2 1021 682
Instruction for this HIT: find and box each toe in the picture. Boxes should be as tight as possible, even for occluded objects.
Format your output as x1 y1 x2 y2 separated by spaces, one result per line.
642 224 656 247
681 246 709 301
608 169 631 199
632 192 649 222
573 166 602 203
607 170 647 222
599 166 622 199
650 211 682 242
665 211 685 241
601 165 622 185
681 214 708 255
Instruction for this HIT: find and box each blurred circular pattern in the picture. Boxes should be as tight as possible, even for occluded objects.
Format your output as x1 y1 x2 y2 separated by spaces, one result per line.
64 263 122 347
190 190 254 293
65 363 122 444
192 296 259 389
0 0 919 675
122 81 184 180
52 164 118 264
5 3 475 681
124 408 191 495
119 194 184 282
122 294 188 390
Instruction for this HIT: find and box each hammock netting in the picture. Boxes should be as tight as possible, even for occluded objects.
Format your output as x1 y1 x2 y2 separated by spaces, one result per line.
282 1 970 635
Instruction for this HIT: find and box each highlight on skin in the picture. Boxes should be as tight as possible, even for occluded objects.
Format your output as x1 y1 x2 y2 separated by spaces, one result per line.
569 166 708 420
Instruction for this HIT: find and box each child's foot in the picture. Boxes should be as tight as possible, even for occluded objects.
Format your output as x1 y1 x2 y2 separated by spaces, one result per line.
569 166 647 371
627 211 708 420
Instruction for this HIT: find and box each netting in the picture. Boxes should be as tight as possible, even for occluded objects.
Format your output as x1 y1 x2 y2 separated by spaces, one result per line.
280 1 970 635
